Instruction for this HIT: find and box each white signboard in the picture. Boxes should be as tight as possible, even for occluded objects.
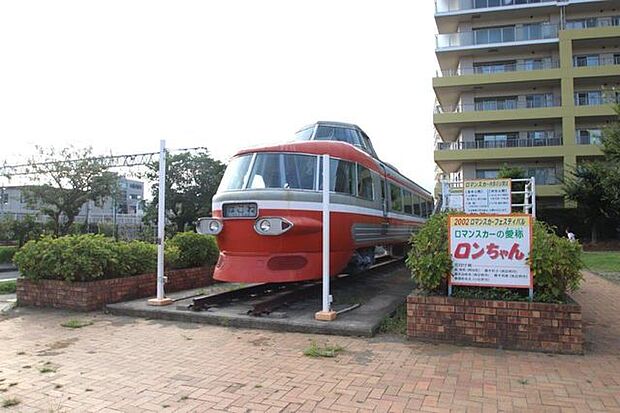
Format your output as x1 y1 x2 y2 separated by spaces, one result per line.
464 179 511 214
447 193 463 211
449 214 532 289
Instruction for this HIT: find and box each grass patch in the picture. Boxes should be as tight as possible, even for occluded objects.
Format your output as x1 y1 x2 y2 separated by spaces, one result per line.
39 366 57 374
583 251 620 284
2 397 20 408
583 251 620 273
303 342 344 358
60 320 93 329
0 281 16 295
378 303 407 335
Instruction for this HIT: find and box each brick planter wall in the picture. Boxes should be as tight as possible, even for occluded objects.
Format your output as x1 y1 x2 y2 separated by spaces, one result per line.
407 294 583 354
16 266 214 311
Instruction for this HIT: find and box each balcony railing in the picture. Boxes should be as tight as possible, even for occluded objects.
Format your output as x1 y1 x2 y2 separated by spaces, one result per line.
435 97 562 113
436 24 558 50
576 135 602 145
438 59 559 77
566 16 620 30
574 94 620 106
435 0 554 14
436 137 563 150
573 56 620 68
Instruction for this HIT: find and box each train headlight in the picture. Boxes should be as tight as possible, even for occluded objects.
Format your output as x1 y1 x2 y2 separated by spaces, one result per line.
197 218 223 235
254 217 293 236
258 219 271 233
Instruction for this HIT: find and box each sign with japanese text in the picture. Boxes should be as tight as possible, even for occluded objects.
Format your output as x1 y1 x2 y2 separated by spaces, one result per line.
448 214 532 289
447 192 463 211
463 179 511 214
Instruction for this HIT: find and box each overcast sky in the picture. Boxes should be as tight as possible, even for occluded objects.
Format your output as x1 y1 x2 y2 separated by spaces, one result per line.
0 0 438 192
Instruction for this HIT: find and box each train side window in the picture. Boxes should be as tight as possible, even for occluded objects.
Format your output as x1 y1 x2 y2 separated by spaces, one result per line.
389 183 403 212
413 194 421 216
403 191 413 214
318 158 354 194
357 165 374 200
420 199 427 217
426 200 434 217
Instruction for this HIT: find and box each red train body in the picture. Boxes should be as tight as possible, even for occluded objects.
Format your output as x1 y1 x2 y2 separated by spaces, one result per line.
198 123 433 283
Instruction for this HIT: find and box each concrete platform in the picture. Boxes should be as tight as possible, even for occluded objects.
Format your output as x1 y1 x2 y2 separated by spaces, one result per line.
107 263 413 337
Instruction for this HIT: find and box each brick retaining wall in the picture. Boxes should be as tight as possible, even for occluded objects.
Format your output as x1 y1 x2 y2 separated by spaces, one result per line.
407 294 583 354
16 266 214 311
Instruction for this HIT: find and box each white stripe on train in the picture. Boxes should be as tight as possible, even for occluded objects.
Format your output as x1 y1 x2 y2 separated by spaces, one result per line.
213 200 427 224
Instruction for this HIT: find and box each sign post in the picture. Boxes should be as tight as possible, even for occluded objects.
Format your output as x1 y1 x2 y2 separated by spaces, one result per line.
448 214 533 298
464 179 512 214
315 154 336 321
148 140 173 306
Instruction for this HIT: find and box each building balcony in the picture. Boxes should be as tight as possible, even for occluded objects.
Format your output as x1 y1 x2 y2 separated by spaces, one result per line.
436 24 558 51
565 16 620 30
435 0 555 15
436 136 563 150
437 59 559 77
435 97 562 114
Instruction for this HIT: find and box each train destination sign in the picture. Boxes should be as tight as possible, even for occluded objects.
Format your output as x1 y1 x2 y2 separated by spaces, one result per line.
448 214 532 289
463 179 511 214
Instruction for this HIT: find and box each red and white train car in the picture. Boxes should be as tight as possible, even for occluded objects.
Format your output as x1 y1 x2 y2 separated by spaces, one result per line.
198 122 433 283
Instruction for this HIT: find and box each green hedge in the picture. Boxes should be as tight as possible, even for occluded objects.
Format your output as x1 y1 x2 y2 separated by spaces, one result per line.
13 233 218 282
168 232 219 269
0 246 17 264
406 213 584 303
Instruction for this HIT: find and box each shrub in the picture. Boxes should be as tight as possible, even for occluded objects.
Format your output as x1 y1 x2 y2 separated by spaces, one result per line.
530 220 584 301
405 213 452 293
14 234 185 282
0 246 17 264
167 232 218 269
406 214 584 302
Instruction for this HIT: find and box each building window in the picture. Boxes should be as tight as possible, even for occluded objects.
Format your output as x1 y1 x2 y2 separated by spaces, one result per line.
475 169 500 179
573 55 600 67
474 96 518 111
473 25 515 45
525 167 559 185
614 54 620 65
473 60 517 74
475 132 519 148
525 93 554 108
574 91 602 106
1 192 8 205
576 128 602 145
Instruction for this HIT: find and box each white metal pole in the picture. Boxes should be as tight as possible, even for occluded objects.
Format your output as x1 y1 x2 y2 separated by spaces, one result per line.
156 140 166 301
322 154 330 313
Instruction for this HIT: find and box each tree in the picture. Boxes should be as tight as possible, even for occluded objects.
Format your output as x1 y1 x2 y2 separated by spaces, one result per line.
17 146 117 236
564 162 620 243
564 104 620 242
602 104 620 162
145 150 225 233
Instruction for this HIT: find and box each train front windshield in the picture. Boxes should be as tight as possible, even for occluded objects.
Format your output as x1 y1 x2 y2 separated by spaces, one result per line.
218 153 318 192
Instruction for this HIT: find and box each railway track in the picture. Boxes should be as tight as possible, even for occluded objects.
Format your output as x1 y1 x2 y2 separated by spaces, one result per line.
186 256 403 316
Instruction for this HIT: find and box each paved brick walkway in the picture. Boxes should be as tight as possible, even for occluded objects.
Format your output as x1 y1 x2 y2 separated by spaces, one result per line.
0 272 618 412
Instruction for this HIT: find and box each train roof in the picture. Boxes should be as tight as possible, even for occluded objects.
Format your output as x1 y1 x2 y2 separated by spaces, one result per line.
234 141 431 198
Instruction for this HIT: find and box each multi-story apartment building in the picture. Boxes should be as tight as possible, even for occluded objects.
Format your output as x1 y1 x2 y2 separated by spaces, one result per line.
0 176 144 224
433 0 620 208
